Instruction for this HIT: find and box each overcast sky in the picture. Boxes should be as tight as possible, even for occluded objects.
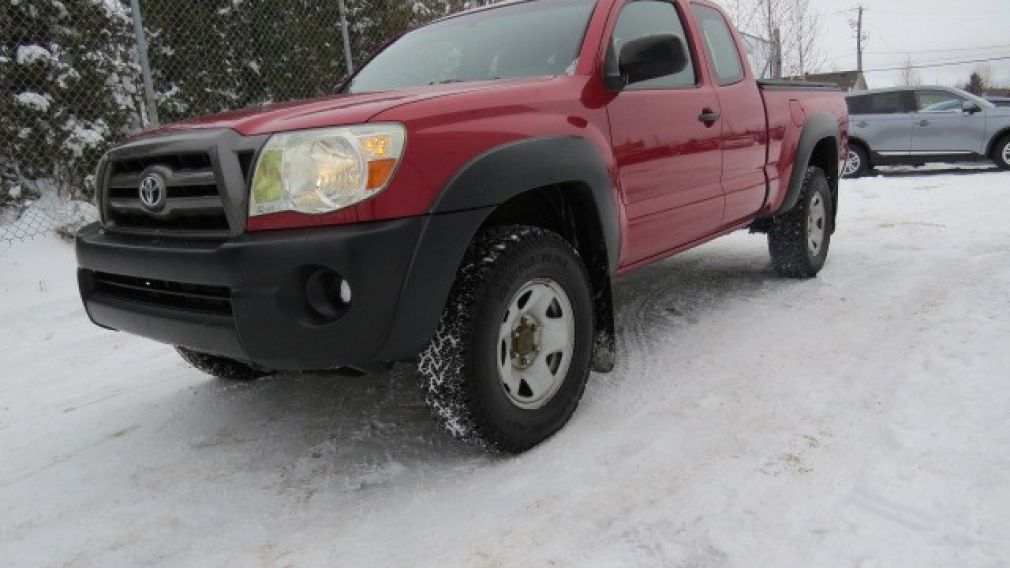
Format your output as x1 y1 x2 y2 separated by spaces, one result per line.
808 0 1010 89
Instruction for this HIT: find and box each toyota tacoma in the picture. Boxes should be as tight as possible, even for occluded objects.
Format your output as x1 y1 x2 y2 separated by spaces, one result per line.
77 0 848 452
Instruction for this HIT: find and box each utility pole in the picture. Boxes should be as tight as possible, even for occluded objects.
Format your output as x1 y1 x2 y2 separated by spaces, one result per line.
129 0 159 127
772 28 782 78
854 6 865 73
337 0 354 77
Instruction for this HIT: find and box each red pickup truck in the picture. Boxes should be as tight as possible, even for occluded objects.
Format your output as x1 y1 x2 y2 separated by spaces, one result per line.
76 0 848 452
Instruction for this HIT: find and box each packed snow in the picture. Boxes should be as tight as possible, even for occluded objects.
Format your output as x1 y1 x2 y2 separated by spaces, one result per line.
1 167 1009 567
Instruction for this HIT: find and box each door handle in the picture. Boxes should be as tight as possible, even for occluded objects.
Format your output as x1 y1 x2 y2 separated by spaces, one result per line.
856 121 869 128
918 119 930 127
698 109 721 125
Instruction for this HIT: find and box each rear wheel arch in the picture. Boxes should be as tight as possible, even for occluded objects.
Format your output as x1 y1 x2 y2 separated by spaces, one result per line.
987 128 1010 161
777 113 841 216
848 137 872 163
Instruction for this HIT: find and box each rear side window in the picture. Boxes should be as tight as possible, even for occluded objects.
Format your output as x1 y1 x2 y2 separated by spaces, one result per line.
610 0 697 89
691 4 744 85
847 92 911 115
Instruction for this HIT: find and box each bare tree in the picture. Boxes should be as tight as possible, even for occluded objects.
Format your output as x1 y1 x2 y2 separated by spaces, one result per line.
898 56 922 87
721 0 823 78
783 0 822 76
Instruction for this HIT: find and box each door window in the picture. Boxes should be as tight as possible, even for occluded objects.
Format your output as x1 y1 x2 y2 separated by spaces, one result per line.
609 0 697 89
915 90 966 113
691 4 744 85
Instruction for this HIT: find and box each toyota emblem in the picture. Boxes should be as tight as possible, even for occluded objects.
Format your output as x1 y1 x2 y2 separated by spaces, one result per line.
138 173 165 211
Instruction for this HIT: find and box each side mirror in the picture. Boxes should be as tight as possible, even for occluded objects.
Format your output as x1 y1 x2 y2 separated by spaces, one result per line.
607 34 688 89
962 101 982 114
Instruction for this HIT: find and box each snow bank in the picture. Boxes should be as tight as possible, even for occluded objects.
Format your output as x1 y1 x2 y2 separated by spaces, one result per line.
0 191 97 246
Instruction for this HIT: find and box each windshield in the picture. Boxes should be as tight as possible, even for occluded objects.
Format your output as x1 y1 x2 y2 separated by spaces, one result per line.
345 0 597 94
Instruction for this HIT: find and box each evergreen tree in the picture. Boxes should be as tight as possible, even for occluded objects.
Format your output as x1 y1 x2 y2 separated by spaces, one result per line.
964 72 986 96
1 0 140 205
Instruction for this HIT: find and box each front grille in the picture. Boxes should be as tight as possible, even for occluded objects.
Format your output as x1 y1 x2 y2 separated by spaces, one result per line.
91 271 233 317
102 152 230 238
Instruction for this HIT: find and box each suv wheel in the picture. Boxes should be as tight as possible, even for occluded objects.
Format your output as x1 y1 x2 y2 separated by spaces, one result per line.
842 144 869 178
176 347 269 381
418 225 594 453
994 135 1010 170
768 167 833 278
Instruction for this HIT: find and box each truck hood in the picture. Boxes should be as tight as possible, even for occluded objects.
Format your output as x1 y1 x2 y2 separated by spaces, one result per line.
134 77 555 139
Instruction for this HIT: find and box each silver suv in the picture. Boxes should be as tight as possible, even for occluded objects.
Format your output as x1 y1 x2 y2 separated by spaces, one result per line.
843 86 1010 177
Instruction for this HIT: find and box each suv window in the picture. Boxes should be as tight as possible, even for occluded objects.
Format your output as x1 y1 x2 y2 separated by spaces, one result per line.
610 0 697 89
346 0 596 94
847 91 912 115
916 90 965 113
691 4 744 85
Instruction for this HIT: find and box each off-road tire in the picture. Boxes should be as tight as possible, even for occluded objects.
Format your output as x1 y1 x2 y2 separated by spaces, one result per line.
768 166 833 278
843 143 870 178
993 135 1010 170
176 347 269 381
417 225 594 453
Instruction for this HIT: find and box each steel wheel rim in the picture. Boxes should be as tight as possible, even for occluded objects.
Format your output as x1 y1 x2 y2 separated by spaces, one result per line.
497 278 575 410
807 193 827 257
843 150 861 176
1002 142 1010 165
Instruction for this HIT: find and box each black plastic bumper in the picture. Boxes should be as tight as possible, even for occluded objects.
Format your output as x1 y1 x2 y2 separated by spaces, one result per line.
76 208 489 371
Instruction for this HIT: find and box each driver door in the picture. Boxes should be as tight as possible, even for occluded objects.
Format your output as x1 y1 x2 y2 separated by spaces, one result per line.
911 89 987 155
605 0 725 264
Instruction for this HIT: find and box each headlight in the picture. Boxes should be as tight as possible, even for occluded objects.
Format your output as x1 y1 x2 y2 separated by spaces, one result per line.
248 123 405 217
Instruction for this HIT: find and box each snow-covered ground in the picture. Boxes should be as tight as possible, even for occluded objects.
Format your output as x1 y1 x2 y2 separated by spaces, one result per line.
2 167 1009 567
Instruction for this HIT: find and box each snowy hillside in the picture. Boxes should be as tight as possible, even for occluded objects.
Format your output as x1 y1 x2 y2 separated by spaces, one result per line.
1 167 1009 567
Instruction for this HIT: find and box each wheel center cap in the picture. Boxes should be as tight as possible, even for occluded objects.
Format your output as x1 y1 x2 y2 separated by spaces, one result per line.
510 315 541 369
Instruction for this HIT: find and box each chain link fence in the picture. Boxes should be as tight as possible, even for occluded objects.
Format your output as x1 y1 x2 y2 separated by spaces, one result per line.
2 0 770 247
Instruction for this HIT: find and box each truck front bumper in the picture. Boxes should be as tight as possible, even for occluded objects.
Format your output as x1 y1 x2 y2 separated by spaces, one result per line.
75 209 488 371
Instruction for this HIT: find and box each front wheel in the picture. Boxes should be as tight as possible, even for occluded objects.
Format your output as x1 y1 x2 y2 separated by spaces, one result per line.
417 225 594 453
768 167 833 278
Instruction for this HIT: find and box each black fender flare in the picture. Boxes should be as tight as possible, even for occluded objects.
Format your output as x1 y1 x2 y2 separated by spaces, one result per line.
379 136 621 368
778 113 840 215
429 136 621 274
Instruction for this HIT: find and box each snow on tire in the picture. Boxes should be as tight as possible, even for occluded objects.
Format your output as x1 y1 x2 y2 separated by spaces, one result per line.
768 166 833 278
417 225 594 453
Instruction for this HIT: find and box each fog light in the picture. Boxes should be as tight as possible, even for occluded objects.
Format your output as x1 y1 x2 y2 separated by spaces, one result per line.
305 268 351 320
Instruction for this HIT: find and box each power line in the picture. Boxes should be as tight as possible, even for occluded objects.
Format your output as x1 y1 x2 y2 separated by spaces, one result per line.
827 46 1010 63
862 55 1010 73
890 42 1010 55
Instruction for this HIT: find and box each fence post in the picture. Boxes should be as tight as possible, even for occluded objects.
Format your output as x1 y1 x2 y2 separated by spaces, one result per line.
337 0 354 77
129 0 160 126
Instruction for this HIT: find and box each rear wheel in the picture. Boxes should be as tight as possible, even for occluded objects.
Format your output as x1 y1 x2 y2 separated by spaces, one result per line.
842 144 869 178
994 135 1010 170
417 225 594 453
176 347 269 381
768 167 833 278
